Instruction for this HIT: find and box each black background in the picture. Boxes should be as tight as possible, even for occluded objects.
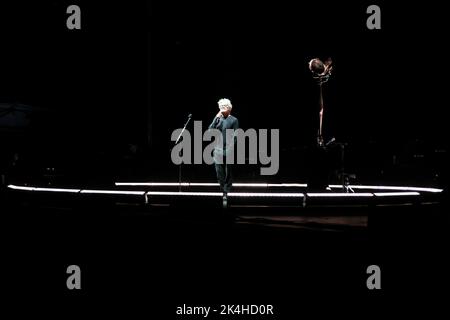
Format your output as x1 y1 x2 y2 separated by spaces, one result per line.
1 0 448 318
1 0 448 183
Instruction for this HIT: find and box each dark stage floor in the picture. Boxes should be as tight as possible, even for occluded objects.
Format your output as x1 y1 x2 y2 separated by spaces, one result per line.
2 189 448 317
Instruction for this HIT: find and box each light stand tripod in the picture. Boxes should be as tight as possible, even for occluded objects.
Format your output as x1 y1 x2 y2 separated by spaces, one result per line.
336 142 355 193
308 58 355 192
173 114 192 192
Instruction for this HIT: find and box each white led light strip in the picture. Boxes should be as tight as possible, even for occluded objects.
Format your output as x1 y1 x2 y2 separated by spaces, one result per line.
115 182 192 187
80 190 146 196
7 185 145 196
8 184 443 198
373 192 420 197
146 191 223 196
115 182 442 193
228 192 304 198
7 185 80 193
329 185 443 193
146 191 303 198
307 193 374 197
115 182 308 188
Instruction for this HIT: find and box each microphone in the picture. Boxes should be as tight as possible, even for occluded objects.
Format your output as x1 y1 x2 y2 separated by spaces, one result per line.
326 137 336 146
188 113 192 118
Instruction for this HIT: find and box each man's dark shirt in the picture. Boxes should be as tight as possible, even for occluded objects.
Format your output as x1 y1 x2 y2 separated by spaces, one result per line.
208 115 239 156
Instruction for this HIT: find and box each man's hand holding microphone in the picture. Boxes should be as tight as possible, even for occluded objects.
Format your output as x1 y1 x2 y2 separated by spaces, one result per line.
216 110 224 118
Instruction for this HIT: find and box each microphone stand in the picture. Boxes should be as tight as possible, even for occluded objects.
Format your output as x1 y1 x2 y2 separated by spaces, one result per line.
174 114 192 192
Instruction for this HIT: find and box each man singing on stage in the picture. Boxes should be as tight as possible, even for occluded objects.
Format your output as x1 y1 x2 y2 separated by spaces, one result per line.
209 98 239 194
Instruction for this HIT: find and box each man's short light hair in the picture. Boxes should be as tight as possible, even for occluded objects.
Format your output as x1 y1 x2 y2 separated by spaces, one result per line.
218 98 232 109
